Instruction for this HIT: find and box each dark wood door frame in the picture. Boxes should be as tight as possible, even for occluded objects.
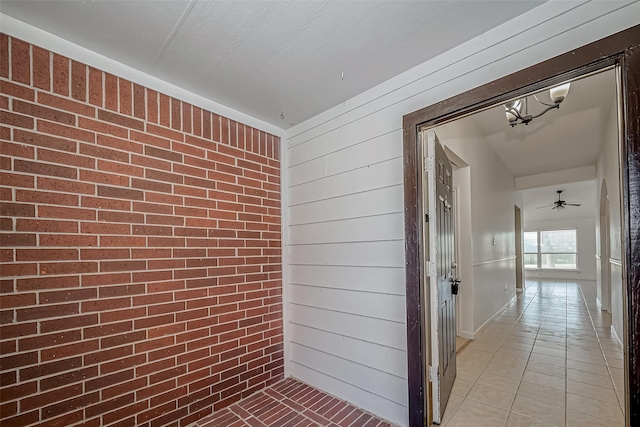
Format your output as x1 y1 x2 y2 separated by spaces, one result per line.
403 25 640 427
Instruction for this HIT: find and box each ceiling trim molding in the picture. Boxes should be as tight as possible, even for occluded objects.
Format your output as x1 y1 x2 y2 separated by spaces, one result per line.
0 13 285 138
515 165 596 190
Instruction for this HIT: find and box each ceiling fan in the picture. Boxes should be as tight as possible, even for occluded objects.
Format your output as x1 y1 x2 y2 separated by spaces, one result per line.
536 190 582 211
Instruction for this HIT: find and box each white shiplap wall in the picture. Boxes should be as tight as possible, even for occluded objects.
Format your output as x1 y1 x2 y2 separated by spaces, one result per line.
283 2 640 425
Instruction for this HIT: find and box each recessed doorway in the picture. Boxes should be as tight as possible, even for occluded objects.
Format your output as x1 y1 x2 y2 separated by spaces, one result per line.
423 66 624 426
402 26 640 427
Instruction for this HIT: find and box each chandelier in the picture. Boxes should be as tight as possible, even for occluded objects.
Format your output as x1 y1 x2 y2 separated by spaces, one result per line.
504 83 570 127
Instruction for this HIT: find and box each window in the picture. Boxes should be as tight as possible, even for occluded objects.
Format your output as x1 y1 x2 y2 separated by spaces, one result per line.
524 229 577 270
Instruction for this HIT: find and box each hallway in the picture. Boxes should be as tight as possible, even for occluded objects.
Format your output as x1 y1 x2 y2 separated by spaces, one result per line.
441 280 625 426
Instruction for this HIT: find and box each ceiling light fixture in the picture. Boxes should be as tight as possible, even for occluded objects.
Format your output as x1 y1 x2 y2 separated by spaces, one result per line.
504 82 570 127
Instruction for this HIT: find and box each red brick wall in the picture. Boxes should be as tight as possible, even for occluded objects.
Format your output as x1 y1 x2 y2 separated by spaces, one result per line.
0 35 283 427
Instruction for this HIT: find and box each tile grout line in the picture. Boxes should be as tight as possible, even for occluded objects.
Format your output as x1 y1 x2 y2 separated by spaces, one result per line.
505 280 560 426
577 281 626 418
565 281 569 427
447 280 546 426
448 280 625 427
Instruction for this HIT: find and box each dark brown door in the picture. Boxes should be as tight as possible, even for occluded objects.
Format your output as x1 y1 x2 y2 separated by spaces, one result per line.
423 131 457 424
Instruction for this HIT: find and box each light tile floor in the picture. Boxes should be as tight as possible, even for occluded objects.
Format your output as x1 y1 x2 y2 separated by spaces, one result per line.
456 336 471 353
441 280 625 427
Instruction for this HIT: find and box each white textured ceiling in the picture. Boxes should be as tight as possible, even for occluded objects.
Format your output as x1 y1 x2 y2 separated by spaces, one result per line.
470 68 617 177
522 181 596 223
0 0 545 128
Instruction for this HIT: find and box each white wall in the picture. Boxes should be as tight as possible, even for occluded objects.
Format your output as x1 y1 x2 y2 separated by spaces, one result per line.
284 2 640 425
437 119 519 336
524 217 597 281
286 129 407 422
596 99 624 340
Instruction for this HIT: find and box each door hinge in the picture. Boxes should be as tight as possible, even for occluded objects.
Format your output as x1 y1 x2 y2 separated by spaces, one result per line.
428 365 438 382
426 261 437 277
424 155 434 173
425 211 429 222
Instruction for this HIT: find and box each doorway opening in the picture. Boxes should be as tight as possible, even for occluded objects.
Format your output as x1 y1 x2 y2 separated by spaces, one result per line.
424 66 624 426
402 26 640 427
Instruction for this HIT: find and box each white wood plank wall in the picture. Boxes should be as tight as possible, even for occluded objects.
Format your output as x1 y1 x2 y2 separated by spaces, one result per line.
283 2 640 425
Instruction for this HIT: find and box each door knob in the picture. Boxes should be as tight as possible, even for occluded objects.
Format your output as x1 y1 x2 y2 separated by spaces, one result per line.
451 262 457 270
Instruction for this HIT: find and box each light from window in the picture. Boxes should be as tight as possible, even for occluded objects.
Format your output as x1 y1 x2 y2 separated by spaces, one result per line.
524 229 577 270
523 231 538 269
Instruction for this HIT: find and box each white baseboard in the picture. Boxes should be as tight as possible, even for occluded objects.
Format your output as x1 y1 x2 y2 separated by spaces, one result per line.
610 325 623 349
516 288 524 293
458 331 475 340
473 295 517 337
595 297 611 312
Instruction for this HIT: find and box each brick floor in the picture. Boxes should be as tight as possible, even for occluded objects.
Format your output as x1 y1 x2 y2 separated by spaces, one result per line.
193 378 397 427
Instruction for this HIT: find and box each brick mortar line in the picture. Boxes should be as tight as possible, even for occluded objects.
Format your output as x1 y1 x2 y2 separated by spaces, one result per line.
0 301 283 331
229 378 397 427
3 240 283 250
6 36 12 82
9 334 282 377
0 264 282 278
3 338 283 397
2 311 282 334
269 386 339 425
1 296 283 329
4 241 284 251
0 239 281 249
2 298 281 324
1 117 280 171
0 167 282 204
0 146 281 184
19 369 283 427
26 43 33 92
1 275 283 292
1 77 281 162
1 35 285 427
1 303 282 325
1 349 283 383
